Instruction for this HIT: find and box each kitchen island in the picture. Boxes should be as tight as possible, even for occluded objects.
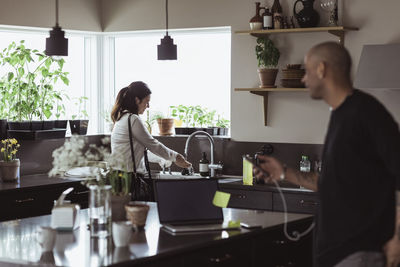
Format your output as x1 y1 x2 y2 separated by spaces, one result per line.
0 202 313 267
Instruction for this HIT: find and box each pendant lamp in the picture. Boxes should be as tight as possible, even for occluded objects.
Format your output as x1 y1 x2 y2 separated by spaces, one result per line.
157 0 177 60
45 0 68 56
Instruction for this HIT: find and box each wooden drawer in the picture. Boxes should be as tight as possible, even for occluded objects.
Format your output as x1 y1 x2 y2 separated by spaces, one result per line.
183 240 252 267
273 192 318 214
220 188 272 210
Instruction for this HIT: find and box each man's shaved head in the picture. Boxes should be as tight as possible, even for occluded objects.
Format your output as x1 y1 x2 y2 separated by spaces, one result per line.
307 42 352 80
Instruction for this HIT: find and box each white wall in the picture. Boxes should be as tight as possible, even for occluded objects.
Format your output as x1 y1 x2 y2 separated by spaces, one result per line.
2 0 399 144
99 0 400 144
0 0 101 31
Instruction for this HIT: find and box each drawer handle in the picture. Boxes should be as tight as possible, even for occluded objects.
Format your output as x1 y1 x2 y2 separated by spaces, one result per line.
74 191 89 195
15 198 34 203
234 194 246 199
209 253 232 263
300 199 318 206
273 240 288 245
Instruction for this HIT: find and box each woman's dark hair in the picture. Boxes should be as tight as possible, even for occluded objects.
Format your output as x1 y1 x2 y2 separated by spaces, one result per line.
111 81 152 123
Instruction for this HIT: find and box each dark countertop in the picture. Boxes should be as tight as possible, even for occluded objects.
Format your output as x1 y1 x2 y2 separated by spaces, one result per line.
0 202 312 267
218 177 317 195
0 174 82 193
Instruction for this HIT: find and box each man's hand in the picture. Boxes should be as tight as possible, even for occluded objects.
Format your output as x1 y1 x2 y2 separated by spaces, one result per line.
253 155 284 184
175 154 192 169
384 235 400 267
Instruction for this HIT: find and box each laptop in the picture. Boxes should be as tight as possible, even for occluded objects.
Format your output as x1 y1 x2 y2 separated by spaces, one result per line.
154 179 238 234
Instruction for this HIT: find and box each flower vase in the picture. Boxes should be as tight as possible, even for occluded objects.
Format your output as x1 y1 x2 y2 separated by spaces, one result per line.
89 185 112 237
0 159 20 182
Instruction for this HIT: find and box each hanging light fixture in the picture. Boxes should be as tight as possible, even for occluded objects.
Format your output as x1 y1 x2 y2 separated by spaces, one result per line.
157 0 177 60
45 0 68 56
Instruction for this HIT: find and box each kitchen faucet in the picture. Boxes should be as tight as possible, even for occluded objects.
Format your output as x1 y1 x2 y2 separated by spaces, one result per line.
184 131 223 178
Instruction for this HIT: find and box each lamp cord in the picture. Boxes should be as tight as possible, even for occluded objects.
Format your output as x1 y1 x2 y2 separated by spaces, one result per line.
55 0 59 27
165 0 169 36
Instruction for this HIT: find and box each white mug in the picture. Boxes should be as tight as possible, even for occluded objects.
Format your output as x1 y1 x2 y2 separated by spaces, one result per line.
36 226 57 252
112 221 132 247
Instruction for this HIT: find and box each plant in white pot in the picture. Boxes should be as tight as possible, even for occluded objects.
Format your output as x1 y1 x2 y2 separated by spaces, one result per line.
255 37 280 88
0 138 21 182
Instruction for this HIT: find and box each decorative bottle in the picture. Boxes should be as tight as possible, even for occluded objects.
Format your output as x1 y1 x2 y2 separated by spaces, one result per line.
262 8 273 29
199 152 210 177
300 155 311 172
249 2 264 30
271 0 283 29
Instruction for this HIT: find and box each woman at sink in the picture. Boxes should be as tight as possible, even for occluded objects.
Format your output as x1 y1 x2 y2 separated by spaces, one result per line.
110 81 192 200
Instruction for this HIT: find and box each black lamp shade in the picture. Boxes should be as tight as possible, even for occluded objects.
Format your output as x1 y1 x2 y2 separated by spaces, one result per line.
157 35 177 60
45 26 68 56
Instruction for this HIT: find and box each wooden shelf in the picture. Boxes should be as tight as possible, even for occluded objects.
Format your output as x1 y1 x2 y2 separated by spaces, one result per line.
235 26 358 45
235 88 308 126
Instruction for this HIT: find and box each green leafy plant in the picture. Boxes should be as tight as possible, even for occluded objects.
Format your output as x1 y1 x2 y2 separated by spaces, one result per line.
0 40 69 121
71 96 89 120
216 115 230 128
170 105 194 127
205 109 216 127
255 37 280 68
55 90 69 120
144 110 159 133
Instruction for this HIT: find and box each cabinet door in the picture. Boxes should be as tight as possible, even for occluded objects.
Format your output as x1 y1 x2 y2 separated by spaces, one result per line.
183 240 252 267
273 192 318 214
254 221 313 267
220 188 273 210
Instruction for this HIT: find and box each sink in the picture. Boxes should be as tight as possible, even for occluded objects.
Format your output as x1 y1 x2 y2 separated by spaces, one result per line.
152 171 203 179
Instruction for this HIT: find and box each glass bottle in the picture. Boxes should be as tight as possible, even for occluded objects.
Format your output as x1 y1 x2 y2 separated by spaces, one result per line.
262 8 273 29
249 2 264 30
199 152 210 177
89 185 112 237
300 155 311 172
271 0 283 29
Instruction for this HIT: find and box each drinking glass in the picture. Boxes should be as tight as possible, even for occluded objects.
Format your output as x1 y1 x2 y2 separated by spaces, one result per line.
89 185 112 237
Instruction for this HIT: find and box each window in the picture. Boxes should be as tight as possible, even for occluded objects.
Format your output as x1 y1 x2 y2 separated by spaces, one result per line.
0 26 97 134
113 27 231 133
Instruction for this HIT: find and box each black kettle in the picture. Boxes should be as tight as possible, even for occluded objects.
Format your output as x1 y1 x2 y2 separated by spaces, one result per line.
293 0 320 28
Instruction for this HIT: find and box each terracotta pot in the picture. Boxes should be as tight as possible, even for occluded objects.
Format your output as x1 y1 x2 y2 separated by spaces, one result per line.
125 203 150 227
257 68 279 88
0 159 20 182
111 194 131 222
157 118 174 136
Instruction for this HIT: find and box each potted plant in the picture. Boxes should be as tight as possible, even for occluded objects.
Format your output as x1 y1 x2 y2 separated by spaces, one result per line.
216 115 230 136
170 105 193 135
255 37 280 88
69 96 89 135
0 138 20 182
154 113 174 136
0 81 8 139
54 90 69 129
144 110 159 135
0 40 69 138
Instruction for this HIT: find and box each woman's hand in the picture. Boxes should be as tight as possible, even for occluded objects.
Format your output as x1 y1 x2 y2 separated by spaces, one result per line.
175 154 192 168
253 155 284 184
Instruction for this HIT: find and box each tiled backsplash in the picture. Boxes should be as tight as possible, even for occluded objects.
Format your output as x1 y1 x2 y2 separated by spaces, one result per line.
17 135 322 176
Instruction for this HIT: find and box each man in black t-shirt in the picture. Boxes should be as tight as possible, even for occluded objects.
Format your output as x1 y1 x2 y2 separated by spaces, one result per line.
254 42 400 267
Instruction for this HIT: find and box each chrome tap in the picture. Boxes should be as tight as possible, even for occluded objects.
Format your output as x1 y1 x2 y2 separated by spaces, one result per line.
184 131 223 177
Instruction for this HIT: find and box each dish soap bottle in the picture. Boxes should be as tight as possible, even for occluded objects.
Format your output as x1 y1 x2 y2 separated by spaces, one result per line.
199 152 210 177
300 155 311 172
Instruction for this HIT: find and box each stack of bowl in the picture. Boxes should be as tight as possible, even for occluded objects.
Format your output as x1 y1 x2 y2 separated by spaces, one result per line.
281 64 306 88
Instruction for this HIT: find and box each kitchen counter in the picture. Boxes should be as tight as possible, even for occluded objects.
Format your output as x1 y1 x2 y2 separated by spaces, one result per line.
0 202 313 267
